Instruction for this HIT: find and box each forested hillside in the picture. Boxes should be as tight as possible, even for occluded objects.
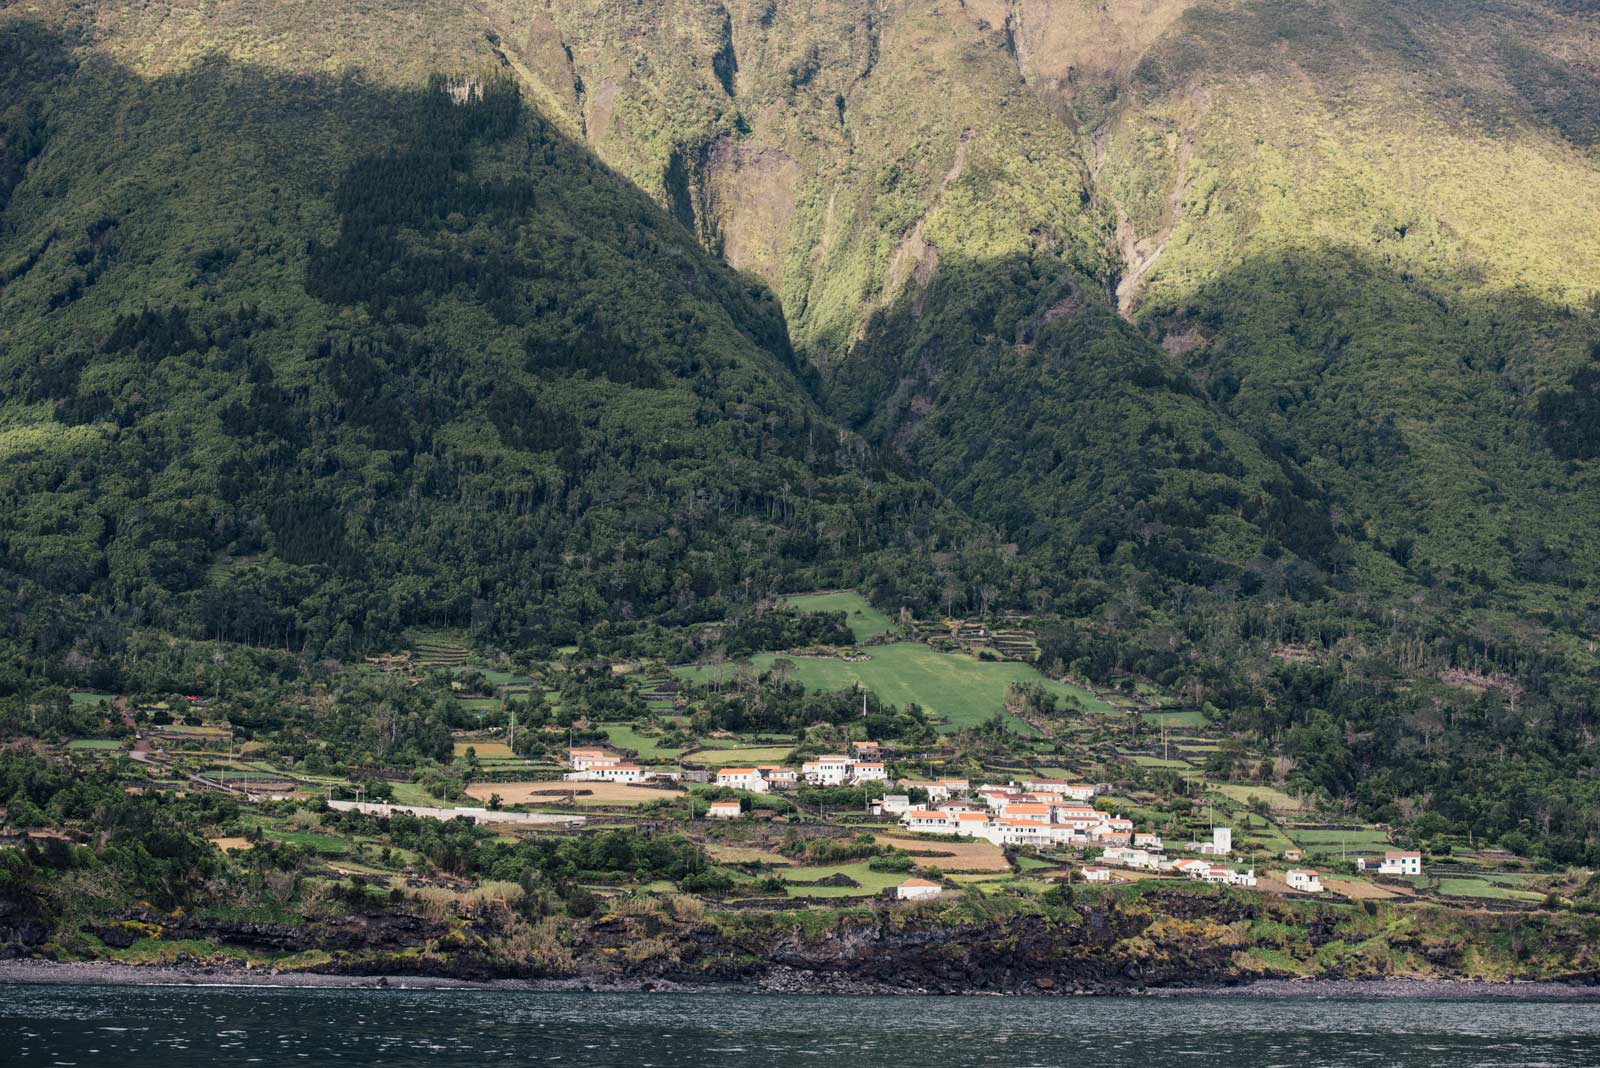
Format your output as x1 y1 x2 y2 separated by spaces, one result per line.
0 16 988 671
4 0 1600 860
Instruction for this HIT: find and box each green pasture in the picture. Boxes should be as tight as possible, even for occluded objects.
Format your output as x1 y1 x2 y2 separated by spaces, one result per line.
1437 876 1546 903
675 642 1107 732
779 861 905 899
604 724 685 760
1141 710 1207 728
782 591 895 643
66 738 124 751
69 691 117 708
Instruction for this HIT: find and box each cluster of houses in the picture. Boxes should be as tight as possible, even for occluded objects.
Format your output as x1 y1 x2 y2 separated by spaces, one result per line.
891 779 1168 851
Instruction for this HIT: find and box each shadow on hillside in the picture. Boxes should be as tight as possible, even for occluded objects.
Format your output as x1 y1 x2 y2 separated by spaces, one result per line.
829 227 1600 611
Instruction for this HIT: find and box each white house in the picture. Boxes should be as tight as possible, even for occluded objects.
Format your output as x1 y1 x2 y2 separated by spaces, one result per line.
1284 848 1304 862
1081 865 1112 883
804 755 854 785
715 768 770 793
1361 851 1422 876
851 761 888 783
1191 827 1233 855
872 794 912 816
1000 801 1054 820
1201 865 1256 887
590 764 645 783
895 877 942 901
900 808 952 834
1286 868 1324 893
707 800 742 820
951 811 991 837
567 747 619 772
1134 833 1164 851
1101 846 1160 870
1026 781 1096 801
988 816 1057 847
757 765 797 788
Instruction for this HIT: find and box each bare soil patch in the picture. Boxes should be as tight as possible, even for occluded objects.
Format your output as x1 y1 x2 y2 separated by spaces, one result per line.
877 834 1010 872
467 781 680 807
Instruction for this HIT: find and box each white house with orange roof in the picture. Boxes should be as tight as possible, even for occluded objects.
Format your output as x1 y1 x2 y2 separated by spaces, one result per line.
939 778 970 794
1134 833 1164 851
1286 869 1324 893
894 877 943 901
852 761 888 783
707 800 743 820
977 786 1019 810
999 800 1054 820
715 768 770 793
1081 865 1112 883
757 765 797 788
988 816 1059 847
951 811 991 837
900 809 953 834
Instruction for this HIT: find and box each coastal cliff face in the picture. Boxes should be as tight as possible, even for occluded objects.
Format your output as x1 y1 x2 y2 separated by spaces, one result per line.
9 889 1600 993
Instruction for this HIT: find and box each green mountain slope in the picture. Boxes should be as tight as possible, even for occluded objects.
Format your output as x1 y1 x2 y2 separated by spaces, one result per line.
0 16 979 658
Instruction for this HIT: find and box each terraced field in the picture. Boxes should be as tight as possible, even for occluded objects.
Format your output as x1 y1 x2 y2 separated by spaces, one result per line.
407 631 469 669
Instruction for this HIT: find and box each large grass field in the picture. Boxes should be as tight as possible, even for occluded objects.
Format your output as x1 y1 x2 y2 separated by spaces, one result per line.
781 591 895 643
1287 827 1393 856
675 642 1108 731
1217 784 1309 814
1141 710 1207 728
778 861 905 899
603 724 685 760
1437 876 1546 903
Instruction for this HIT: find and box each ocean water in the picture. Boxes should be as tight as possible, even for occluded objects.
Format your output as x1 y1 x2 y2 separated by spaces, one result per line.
5 985 1600 1067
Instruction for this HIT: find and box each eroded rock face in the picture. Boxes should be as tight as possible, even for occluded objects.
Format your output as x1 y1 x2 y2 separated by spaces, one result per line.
701 138 802 287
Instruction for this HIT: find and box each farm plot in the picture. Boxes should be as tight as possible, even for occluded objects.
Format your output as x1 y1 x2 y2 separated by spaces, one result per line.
604 725 685 760
467 781 682 807
1217 785 1309 814
1287 827 1393 856
453 741 515 759
676 643 1108 731
877 835 1010 872
1324 877 1406 900
1141 710 1208 728
693 746 795 766
1436 875 1547 903
779 861 905 899
781 591 895 643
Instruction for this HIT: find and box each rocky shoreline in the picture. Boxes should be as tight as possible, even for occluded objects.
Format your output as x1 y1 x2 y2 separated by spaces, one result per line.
4 959 1600 999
